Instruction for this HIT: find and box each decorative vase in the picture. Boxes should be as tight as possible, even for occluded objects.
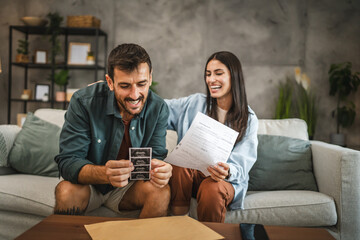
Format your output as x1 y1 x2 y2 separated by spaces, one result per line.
55 91 66 102
42 93 49 102
330 133 345 147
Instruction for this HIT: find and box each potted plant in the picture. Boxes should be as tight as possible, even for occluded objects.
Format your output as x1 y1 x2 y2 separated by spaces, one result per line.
329 62 360 146
16 39 29 63
46 12 63 64
274 67 318 139
294 67 318 139
50 69 69 101
46 12 67 101
54 69 69 101
274 77 293 119
86 51 95 65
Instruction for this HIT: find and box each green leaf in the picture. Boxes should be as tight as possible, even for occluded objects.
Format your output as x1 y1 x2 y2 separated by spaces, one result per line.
274 78 293 119
46 12 64 63
150 81 159 93
328 61 360 131
17 39 29 55
48 70 69 87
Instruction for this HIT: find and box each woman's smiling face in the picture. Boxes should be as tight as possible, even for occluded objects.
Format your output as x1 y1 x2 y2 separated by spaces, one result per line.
205 59 232 101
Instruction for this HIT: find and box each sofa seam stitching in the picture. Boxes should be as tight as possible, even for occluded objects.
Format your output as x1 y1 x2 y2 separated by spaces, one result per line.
243 201 336 211
0 192 53 209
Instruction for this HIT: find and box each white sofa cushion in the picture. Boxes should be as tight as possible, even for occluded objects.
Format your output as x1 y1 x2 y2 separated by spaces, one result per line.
0 174 60 216
189 190 337 227
238 191 336 226
258 119 309 140
166 130 178 153
34 109 66 128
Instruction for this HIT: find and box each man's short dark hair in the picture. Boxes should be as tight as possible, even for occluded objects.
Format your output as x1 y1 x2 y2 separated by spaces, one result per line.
107 43 152 80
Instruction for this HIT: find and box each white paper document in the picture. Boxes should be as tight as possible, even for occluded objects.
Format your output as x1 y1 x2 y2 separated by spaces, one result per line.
165 112 239 176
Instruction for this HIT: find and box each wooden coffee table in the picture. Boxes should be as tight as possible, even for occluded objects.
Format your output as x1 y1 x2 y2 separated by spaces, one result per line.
15 214 334 240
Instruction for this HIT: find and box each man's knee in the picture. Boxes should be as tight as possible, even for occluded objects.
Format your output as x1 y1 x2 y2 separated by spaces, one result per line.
142 181 170 202
55 180 90 206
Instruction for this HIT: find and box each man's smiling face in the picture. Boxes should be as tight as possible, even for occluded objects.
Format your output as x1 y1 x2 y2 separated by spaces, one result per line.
106 62 152 121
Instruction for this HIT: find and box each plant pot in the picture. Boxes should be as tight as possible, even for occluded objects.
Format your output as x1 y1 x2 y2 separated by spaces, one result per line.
16 54 29 63
22 89 32 99
330 133 346 147
55 91 66 102
87 55 95 65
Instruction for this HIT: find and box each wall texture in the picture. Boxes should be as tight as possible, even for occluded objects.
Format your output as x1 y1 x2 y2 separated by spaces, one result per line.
0 0 359 147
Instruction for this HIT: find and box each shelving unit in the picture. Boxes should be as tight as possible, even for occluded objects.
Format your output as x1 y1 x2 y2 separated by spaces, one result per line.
7 25 108 123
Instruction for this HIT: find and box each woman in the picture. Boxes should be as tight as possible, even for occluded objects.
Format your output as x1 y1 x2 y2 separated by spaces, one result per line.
165 51 258 222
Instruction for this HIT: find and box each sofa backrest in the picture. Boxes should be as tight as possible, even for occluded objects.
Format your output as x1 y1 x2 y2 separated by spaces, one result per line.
258 119 309 141
34 109 66 128
33 109 309 152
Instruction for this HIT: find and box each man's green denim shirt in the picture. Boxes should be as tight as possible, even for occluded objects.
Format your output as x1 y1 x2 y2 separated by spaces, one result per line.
55 81 169 194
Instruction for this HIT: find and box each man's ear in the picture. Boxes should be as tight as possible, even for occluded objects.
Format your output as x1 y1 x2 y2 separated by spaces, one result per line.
105 74 114 91
149 71 153 86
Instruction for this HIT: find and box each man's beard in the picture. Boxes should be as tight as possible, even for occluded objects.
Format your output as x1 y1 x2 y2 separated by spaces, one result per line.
118 95 145 117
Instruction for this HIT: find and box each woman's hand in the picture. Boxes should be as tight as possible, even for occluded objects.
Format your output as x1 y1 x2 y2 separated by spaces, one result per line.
207 162 230 182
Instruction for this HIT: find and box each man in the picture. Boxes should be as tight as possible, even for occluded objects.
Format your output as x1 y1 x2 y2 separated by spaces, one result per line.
54 43 172 218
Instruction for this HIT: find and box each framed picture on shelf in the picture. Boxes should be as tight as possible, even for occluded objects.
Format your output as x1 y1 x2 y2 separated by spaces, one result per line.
35 84 50 101
17 113 27 127
68 42 90 65
34 50 47 64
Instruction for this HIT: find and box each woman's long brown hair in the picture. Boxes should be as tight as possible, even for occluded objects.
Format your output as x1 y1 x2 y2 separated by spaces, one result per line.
205 51 249 143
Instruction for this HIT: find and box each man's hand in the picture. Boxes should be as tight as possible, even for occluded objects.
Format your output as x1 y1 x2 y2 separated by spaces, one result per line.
150 159 172 188
105 160 134 187
207 162 229 182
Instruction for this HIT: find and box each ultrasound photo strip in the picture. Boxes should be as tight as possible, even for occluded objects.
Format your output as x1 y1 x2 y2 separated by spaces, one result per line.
133 165 150 172
130 148 152 158
129 147 151 180
131 172 150 180
131 158 151 165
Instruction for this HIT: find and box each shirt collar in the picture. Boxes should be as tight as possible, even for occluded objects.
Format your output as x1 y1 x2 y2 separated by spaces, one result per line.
106 90 120 118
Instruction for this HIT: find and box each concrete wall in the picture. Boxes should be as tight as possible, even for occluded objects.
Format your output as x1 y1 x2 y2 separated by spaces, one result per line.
0 0 359 147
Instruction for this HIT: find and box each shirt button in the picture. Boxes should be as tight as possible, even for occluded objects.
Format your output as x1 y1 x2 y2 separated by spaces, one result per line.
97 139 101 143
131 127 135 130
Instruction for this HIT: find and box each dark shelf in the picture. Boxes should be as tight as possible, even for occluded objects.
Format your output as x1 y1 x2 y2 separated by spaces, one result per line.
12 62 105 70
12 25 107 36
8 25 107 124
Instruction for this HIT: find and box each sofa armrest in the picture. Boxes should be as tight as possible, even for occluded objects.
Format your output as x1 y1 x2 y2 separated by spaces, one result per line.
311 140 360 240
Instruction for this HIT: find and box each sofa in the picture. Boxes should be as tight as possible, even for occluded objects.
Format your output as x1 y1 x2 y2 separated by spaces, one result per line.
0 108 359 240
